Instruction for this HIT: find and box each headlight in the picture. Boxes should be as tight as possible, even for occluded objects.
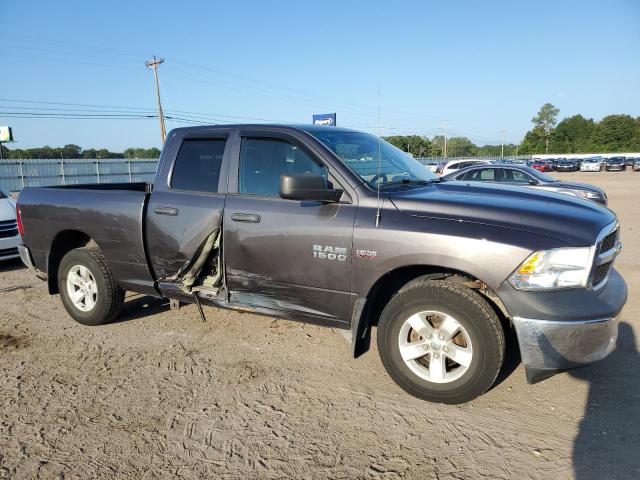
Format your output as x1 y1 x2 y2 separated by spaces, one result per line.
509 247 593 290
578 190 603 200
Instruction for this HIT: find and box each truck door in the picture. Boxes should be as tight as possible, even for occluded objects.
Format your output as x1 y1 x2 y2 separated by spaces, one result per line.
146 130 231 294
223 131 357 322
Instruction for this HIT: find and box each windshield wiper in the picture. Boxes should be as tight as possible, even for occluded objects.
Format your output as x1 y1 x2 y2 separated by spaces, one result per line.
378 178 433 188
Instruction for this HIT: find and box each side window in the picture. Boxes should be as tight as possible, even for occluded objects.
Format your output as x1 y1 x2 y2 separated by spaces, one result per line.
466 168 496 181
171 139 226 193
239 138 327 196
505 170 532 184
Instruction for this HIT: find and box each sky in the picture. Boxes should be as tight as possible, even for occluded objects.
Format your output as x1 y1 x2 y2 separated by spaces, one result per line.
1 0 639 151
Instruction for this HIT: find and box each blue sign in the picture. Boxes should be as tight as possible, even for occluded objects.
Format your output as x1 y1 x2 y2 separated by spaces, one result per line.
312 113 337 126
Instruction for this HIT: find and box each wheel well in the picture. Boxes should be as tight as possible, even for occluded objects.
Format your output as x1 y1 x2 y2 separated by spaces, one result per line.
47 230 93 294
353 265 510 357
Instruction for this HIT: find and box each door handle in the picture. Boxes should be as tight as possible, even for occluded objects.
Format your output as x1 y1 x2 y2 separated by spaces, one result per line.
154 206 179 216
231 213 261 223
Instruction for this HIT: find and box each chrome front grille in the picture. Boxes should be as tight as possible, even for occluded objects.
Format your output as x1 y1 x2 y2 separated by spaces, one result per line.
599 229 618 254
590 221 621 290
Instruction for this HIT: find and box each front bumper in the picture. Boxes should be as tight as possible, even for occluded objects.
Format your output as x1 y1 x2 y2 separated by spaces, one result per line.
498 269 627 383
513 316 619 383
0 234 21 261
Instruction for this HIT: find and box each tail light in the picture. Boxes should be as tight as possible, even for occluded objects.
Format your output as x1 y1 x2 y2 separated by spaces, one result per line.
16 204 25 237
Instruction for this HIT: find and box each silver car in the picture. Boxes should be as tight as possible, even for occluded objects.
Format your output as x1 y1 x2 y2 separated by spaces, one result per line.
0 190 20 261
442 164 608 205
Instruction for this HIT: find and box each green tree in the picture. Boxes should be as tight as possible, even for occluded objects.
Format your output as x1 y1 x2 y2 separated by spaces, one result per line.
519 126 546 154
61 144 83 159
384 135 432 157
445 136 476 157
532 103 560 153
592 114 640 152
123 147 161 159
549 115 595 153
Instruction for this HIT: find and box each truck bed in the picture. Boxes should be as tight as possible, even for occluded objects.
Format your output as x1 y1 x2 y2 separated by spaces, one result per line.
43 182 153 193
18 184 156 295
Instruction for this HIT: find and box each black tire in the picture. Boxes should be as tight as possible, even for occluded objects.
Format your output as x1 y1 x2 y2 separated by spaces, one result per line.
377 279 505 404
57 247 125 326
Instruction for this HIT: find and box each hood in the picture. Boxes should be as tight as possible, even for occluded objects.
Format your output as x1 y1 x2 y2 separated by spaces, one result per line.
389 181 615 246
0 197 16 221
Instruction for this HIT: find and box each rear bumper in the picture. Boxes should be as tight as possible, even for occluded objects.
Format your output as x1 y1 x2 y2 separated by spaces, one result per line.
18 244 35 269
18 244 47 280
513 316 619 383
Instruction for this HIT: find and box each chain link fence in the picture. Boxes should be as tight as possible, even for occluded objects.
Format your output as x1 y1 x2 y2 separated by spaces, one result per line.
0 159 159 193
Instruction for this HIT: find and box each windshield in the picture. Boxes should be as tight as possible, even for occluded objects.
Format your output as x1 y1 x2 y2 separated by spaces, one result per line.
306 130 438 187
0 190 7 199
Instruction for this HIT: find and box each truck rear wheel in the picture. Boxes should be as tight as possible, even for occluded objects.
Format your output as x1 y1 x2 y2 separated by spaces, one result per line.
377 279 504 404
58 247 124 326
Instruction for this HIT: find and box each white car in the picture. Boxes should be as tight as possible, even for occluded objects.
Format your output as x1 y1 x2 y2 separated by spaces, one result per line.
441 159 493 177
580 158 603 172
0 190 20 261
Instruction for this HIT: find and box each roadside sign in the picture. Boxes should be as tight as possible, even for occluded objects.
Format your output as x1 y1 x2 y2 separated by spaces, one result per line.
312 113 337 126
0 126 13 142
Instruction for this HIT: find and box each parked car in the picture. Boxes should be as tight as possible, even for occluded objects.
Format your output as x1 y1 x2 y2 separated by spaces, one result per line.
547 158 559 171
421 160 439 173
530 160 551 172
17 124 626 404
556 159 578 172
634 158 640 171
440 159 492 176
605 157 627 172
0 190 20 261
442 164 608 205
580 157 604 172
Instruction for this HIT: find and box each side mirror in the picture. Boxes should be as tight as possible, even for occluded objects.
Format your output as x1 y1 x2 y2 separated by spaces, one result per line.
528 180 539 185
279 174 342 203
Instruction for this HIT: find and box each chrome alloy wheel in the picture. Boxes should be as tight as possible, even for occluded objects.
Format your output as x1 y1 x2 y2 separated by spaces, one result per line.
66 264 98 312
398 310 473 384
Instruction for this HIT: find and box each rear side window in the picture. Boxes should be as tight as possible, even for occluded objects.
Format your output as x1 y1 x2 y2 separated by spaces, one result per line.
171 139 226 193
464 168 497 181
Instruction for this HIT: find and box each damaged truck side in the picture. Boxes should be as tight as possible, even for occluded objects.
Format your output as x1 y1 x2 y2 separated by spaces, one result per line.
16 125 627 404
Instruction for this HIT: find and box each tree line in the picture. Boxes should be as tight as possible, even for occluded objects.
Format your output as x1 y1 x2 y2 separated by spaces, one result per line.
519 104 640 154
0 144 161 160
385 104 640 157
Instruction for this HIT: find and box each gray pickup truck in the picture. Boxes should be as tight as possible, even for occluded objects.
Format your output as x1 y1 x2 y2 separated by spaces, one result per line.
17 125 627 404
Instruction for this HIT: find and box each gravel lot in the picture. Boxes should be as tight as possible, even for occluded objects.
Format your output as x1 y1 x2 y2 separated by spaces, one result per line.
1 171 638 479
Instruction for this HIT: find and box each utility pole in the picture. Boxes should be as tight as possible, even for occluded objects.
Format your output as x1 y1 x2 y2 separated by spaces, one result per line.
500 129 506 158
145 56 166 143
442 120 448 158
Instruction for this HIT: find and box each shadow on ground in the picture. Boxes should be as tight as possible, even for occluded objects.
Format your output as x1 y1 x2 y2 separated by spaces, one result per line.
0 258 26 273
112 295 171 323
572 322 640 479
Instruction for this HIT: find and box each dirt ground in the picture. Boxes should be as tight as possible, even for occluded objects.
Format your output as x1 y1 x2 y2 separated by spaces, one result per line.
1 171 638 480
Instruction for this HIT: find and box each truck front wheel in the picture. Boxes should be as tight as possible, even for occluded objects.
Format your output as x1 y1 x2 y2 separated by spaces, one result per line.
57 247 124 326
377 279 505 404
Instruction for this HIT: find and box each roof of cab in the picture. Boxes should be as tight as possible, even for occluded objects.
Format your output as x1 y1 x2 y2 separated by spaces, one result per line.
167 123 364 135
